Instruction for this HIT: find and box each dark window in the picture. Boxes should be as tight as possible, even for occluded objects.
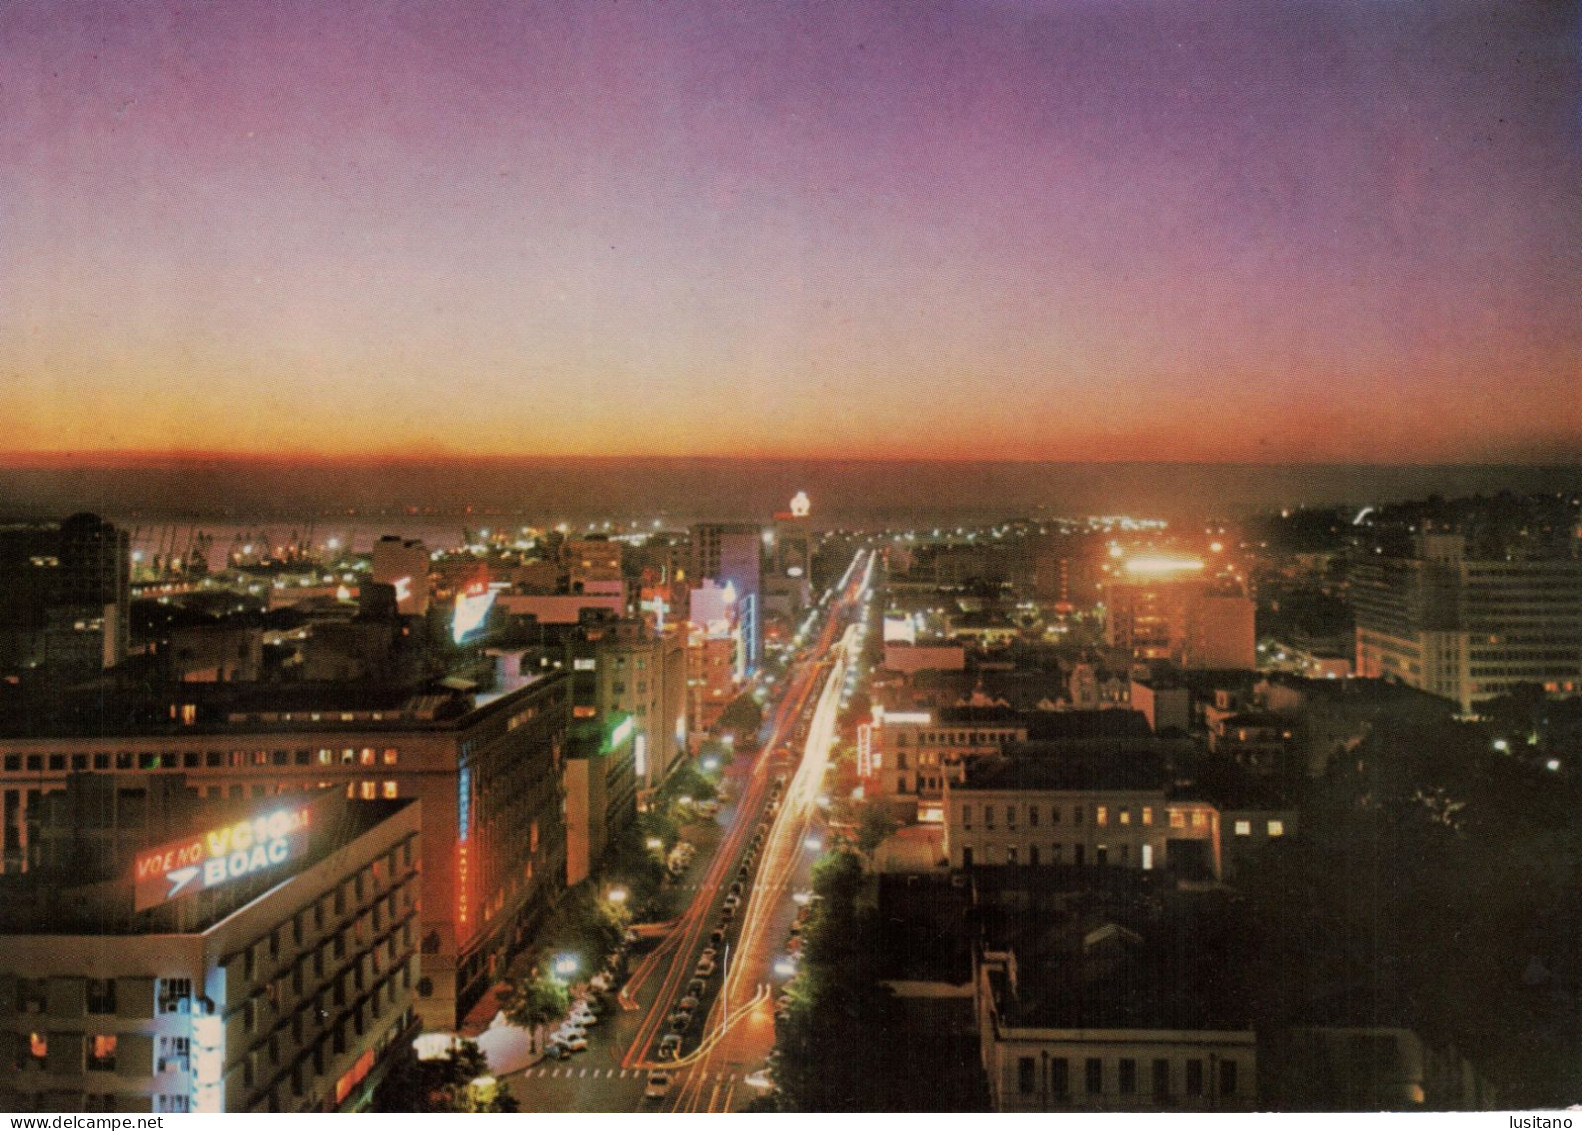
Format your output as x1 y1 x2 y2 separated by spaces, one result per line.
2 755 16 772
183 752 199 768
71 755 88 771
1119 1058 1137 1094
1051 1058 1069 1095
25 755 41 772
1018 1057 1036 1094
116 753 132 770
1152 1059 1170 1100
961 847 974 868
206 752 223 768
86 979 116 1014
1086 1057 1103 1094
1186 1059 1204 1097
1029 845 1040 867
93 753 109 770
1029 806 1039 828
48 755 65 771
1219 1059 1237 1097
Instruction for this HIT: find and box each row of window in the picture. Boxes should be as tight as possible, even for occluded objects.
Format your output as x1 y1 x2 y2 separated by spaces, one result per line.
961 804 1210 831
1014 1054 1240 1099
2 748 400 775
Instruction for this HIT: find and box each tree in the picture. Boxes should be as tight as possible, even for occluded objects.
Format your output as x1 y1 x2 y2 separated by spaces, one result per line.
855 803 899 861
503 972 569 1031
718 692 764 739
374 1038 518 1113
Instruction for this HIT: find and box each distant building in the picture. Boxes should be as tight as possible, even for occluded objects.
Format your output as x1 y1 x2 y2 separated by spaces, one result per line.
370 537 430 616
1261 1027 1497 1110
0 777 421 1113
1183 594 1256 670
1352 532 1582 712
763 494 813 616
866 706 1029 820
690 524 762 669
0 513 130 679
1129 678 1190 735
882 644 967 676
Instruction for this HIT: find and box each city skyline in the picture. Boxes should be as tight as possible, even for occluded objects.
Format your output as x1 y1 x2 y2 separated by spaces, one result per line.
3 0 1579 464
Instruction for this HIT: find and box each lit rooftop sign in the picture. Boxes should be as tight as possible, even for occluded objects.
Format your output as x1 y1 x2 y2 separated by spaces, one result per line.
133 805 313 912
452 584 497 643
1122 556 1205 577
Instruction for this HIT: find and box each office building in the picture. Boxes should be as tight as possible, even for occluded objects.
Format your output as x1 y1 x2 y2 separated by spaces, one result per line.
690 523 762 669
0 676 569 1031
1352 532 1582 712
0 513 130 679
0 777 421 1113
370 537 430 616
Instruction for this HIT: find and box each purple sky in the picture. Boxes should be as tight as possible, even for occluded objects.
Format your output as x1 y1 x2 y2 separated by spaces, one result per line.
1 0 1578 462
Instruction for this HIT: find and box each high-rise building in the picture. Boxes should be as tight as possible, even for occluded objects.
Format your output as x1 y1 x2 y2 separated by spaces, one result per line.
370 537 430 616
0 776 422 1113
1352 532 1582 711
690 524 762 670
0 677 570 1031
764 493 813 615
0 513 130 678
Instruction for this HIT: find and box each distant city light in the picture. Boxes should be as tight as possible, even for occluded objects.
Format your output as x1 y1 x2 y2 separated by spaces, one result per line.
1123 555 1205 576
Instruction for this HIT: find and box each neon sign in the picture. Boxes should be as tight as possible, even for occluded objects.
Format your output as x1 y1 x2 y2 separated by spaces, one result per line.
133 805 312 911
458 766 473 932
451 584 496 643
857 724 873 778
608 716 635 751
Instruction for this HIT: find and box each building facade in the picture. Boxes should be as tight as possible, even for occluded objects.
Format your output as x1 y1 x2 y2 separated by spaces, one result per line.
0 785 422 1113
0 677 570 1030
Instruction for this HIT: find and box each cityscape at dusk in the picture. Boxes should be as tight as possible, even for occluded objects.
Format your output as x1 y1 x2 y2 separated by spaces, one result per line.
1 0 1579 1121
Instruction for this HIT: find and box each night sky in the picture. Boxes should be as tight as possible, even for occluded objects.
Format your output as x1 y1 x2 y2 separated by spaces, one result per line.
2 1 1578 463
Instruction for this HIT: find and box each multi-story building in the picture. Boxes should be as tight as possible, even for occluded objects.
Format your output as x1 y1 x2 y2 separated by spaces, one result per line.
0 778 421 1113
763 494 813 616
976 946 1256 1112
865 706 1028 820
562 617 689 883
943 750 1220 877
690 523 762 669
0 676 569 1031
1105 574 1255 671
370 537 430 616
0 513 130 678
1352 532 1582 711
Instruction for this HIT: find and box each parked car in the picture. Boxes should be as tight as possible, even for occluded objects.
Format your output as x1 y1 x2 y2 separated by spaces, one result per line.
688 978 706 996
658 1034 682 1059
563 1035 589 1052
679 994 700 1011
645 1071 673 1099
545 1042 572 1060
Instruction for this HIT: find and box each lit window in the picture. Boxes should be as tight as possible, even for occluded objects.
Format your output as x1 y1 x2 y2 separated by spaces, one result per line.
1119 809 1131 825
383 748 398 765
29 1033 46 1059
1170 810 1186 829
1096 806 1108 827
318 749 333 765
383 781 398 799
1234 820 1251 836
88 1034 117 1071
1267 820 1284 837
1141 807 1153 826
361 782 377 801
1192 810 1206 828
360 748 376 766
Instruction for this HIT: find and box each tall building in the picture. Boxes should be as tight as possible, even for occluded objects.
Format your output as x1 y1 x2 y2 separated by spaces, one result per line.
0 777 422 1113
764 492 813 615
0 513 130 678
0 677 570 1031
370 537 430 616
690 523 762 669
561 617 688 883
1352 532 1582 711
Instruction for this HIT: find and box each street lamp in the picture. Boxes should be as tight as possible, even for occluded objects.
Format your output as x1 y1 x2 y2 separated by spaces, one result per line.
606 886 628 906
646 837 664 851
553 954 579 980
804 836 822 852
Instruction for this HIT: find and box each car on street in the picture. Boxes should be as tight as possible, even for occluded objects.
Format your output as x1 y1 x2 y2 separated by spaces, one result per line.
745 1068 774 1090
723 893 741 911
729 881 743 895
709 928 725 945
658 1034 683 1059
668 1009 692 1026
679 994 700 1011
700 947 718 963
688 978 706 996
545 1042 572 1060
696 958 716 977
645 1072 673 1099
562 1035 589 1052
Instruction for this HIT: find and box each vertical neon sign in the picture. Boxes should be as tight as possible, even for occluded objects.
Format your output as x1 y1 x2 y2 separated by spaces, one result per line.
857 724 873 778
457 765 472 933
